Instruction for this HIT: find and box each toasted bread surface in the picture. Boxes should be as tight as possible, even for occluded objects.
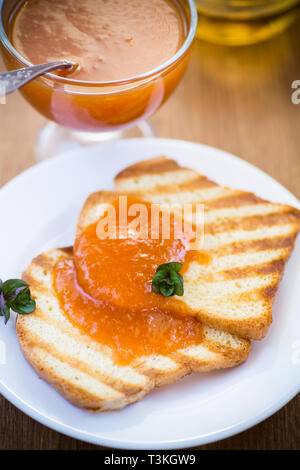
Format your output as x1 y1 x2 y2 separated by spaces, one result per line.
114 157 300 339
17 248 250 412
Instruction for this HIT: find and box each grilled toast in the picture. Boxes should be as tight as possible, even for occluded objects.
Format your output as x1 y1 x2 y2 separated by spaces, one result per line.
115 157 300 340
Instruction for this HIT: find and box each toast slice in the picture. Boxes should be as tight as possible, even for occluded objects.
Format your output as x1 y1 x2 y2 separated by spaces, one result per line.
115 157 300 340
17 248 250 412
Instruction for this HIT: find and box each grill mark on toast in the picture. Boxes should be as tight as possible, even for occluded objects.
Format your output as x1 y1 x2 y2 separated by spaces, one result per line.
198 259 287 283
171 339 250 369
203 338 250 361
150 367 189 387
144 187 235 205
22 272 39 290
181 176 217 190
133 358 187 385
219 257 288 280
23 249 71 286
204 191 266 210
28 253 54 271
261 285 279 301
141 176 217 195
83 191 119 208
76 191 120 237
170 351 212 370
190 309 271 340
212 235 297 256
133 355 181 376
168 343 221 369
183 272 276 292
236 283 278 302
235 284 280 306
59 246 73 256
204 204 293 227
204 224 300 251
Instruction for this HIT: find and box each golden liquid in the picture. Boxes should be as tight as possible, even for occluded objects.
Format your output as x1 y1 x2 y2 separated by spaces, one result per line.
195 0 300 45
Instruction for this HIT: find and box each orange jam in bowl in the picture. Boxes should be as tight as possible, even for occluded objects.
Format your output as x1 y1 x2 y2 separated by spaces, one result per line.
53 197 204 365
0 0 196 132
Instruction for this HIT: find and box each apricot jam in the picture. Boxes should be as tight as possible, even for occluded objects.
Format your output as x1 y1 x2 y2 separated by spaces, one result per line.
10 0 185 82
54 197 204 365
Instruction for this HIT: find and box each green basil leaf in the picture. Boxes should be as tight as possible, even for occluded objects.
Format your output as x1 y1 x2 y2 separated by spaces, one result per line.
152 262 184 297
4 301 10 324
12 298 36 315
8 287 31 310
151 282 161 294
152 270 167 293
159 280 174 297
0 278 36 324
170 270 184 296
156 262 182 273
152 269 168 284
2 279 28 297
0 294 10 324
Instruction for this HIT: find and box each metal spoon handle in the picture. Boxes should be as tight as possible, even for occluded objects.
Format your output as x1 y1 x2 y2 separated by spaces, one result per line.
0 61 73 95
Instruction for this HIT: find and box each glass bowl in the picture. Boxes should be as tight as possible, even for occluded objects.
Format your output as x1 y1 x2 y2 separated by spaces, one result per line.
0 0 197 159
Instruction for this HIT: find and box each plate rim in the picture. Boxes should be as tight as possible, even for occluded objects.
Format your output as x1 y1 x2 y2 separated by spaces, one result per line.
0 137 299 449
2 138 300 209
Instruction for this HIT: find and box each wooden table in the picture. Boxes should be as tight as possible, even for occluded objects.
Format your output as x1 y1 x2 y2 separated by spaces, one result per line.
0 21 299 450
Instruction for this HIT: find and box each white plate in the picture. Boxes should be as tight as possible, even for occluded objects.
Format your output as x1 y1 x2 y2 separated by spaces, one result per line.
0 138 299 450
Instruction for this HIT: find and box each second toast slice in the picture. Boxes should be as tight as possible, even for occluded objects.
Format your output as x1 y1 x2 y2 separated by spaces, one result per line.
114 157 300 339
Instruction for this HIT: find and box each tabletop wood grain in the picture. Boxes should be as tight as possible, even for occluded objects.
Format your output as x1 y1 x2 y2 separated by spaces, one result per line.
0 20 300 450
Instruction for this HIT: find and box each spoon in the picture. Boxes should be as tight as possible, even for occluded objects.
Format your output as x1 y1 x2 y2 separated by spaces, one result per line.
0 61 75 95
